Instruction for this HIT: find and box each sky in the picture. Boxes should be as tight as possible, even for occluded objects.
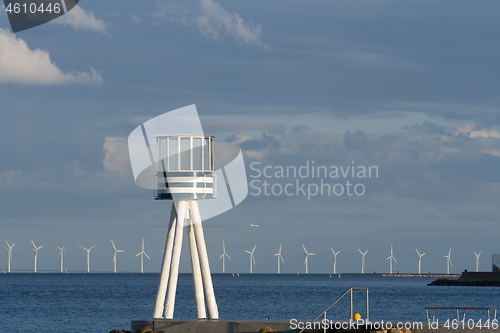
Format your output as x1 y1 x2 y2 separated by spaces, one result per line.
0 0 500 275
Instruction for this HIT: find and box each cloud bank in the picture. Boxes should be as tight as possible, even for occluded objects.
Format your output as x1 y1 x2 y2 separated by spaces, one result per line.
0 29 102 85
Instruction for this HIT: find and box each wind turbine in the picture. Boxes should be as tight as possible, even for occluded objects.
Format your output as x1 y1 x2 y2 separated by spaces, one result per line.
111 239 124 273
57 246 65 273
358 249 368 274
78 244 98 273
274 243 284 274
135 238 150 273
444 248 452 274
386 244 397 274
415 248 425 274
330 248 340 274
474 252 481 272
5 241 14 273
219 241 231 274
31 239 43 273
245 245 256 274
302 244 315 274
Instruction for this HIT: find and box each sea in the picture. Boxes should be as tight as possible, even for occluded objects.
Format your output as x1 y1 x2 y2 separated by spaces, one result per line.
0 273 498 333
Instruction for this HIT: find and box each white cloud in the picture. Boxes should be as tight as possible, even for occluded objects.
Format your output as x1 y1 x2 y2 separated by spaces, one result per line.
0 28 102 85
153 0 268 48
103 137 130 178
196 0 264 47
52 6 106 32
131 15 141 23
454 124 500 139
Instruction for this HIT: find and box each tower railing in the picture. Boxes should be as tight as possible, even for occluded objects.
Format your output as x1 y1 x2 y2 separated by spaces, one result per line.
298 287 369 333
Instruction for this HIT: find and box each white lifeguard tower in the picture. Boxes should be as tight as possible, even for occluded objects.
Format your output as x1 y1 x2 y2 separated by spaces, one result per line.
153 135 219 320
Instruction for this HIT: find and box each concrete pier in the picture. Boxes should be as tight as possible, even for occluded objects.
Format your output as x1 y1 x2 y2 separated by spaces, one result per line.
131 320 500 333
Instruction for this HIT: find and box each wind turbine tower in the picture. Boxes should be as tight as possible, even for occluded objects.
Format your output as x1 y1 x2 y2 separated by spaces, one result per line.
5 241 14 273
31 239 43 273
386 244 397 274
219 241 231 274
302 244 315 274
444 248 453 274
330 248 340 274
78 244 97 273
474 252 481 272
274 243 284 274
415 248 425 274
245 245 257 273
57 246 65 273
135 238 150 273
111 239 124 273
358 249 368 274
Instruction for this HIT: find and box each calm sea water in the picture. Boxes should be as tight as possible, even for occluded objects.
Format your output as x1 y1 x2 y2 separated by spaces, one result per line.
0 273 498 332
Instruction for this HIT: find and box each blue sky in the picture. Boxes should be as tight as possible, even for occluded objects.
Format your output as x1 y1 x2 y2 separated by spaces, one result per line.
0 0 499 274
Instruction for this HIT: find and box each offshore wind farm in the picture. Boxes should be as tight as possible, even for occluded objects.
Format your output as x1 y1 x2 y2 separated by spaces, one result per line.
3 238 488 276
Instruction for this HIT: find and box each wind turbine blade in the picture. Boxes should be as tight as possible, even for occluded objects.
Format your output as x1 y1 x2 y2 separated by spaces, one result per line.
422 253 425 256
415 248 420 256
223 240 225 252
365 250 368 255
279 243 282 253
304 257 307 265
449 259 453 267
144 252 151 260
111 239 116 251
219 254 224 260
310 253 315 256
226 254 231 260
135 252 141 257
281 255 284 264
117 250 124 253
31 239 36 248
252 256 255 265
478 252 481 256
78 244 87 250
5 240 9 247
330 247 334 254
37 246 43 250
448 248 452 256
89 244 98 250
386 256 391 260
302 244 307 253
252 244 257 252
358 249 363 255
393 258 397 264
245 250 251 254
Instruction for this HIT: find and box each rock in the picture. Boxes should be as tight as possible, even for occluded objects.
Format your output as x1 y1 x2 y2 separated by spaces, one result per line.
259 327 276 333
135 327 153 333
109 331 124 333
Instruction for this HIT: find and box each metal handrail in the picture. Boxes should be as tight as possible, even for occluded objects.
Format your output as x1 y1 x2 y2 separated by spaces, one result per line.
425 307 498 323
298 287 369 333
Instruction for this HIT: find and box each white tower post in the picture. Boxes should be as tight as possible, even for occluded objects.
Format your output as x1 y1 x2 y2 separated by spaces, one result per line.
474 252 481 272
152 135 219 320
6 241 14 273
416 248 425 274
57 246 65 273
330 248 340 275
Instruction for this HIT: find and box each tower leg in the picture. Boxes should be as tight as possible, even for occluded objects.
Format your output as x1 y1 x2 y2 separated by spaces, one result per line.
164 200 187 319
188 219 207 319
191 201 219 319
153 202 178 318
